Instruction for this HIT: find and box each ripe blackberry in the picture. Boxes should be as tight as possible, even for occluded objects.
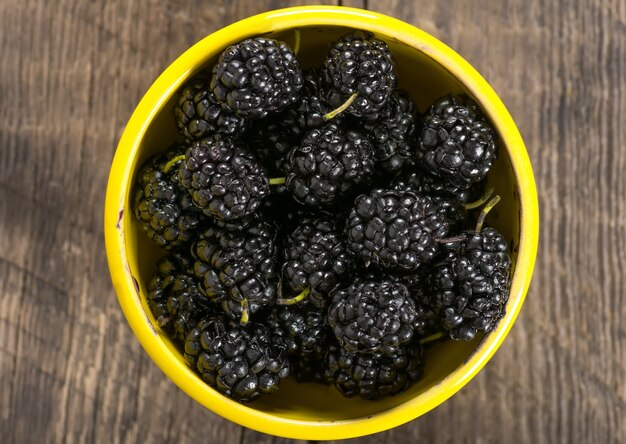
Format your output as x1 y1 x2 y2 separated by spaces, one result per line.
133 149 204 250
192 219 277 323
267 305 329 382
147 253 212 341
178 134 268 221
326 342 424 400
417 95 497 187
285 123 375 207
392 171 469 223
174 75 248 141
346 189 450 272
322 32 397 117
356 90 418 174
281 216 355 308
327 278 417 356
211 37 303 119
184 317 290 402
428 227 511 341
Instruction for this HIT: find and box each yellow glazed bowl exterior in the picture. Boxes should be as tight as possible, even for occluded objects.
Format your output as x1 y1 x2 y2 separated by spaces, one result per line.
105 6 539 440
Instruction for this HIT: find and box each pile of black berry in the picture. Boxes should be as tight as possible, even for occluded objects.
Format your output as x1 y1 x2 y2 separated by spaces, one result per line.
133 31 511 403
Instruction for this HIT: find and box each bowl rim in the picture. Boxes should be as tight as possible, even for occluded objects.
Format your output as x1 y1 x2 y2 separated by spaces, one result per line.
104 5 539 440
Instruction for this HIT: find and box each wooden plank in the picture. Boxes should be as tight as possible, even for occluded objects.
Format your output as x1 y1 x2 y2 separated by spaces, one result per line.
240 429 308 444
0 258 25 434
340 0 366 8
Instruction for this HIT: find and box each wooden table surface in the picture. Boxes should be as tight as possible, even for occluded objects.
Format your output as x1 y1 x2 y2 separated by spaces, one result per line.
1 0 624 442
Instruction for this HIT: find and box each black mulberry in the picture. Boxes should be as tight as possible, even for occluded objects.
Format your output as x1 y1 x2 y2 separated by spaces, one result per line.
417 95 497 187
322 32 397 117
267 305 330 382
179 134 268 221
184 317 290 402
147 253 212 341
174 75 248 141
346 188 450 271
281 216 355 308
285 123 375 207
133 149 204 249
327 278 417 356
325 342 424 400
192 220 277 323
211 37 303 119
357 90 418 173
428 227 511 341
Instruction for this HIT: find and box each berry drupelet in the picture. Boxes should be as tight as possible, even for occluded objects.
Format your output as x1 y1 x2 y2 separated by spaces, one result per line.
346 188 450 272
211 37 303 119
184 317 290 402
428 227 511 341
281 216 355 308
285 123 375 207
417 95 497 188
133 149 204 250
327 278 417 356
147 253 212 341
178 134 269 222
322 32 397 117
174 75 248 141
192 219 278 323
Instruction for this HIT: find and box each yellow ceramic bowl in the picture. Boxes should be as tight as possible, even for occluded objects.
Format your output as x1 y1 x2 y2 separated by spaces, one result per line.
105 6 539 440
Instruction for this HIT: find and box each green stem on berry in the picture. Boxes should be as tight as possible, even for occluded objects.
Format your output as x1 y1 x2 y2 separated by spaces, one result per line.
475 195 501 232
464 187 495 210
162 154 186 173
156 316 171 328
240 299 250 326
293 29 301 55
419 331 446 345
323 92 358 121
269 177 286 186
276 287 310 305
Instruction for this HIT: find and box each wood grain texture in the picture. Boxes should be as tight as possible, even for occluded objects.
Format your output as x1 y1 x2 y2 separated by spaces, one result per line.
0 0 624 443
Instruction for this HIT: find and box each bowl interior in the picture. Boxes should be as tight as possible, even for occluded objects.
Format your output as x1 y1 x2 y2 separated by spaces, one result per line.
125 25 520 422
